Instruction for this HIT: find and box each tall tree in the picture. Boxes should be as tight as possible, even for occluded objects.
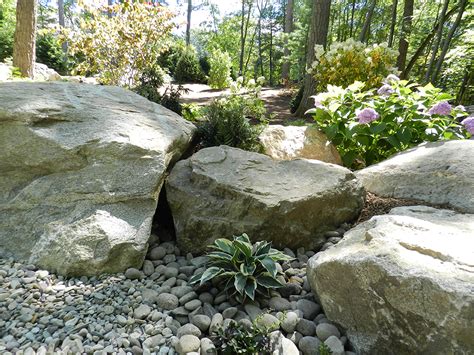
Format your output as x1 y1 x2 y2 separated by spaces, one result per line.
13 0 37 78
295 0 331 117
424 0 449 82
359 0 377 43
396 0 414 72
388 0 398 47
58 0 67 52
186 0 192 45
431 0 468 83
281 0 294 82
239 0 253 76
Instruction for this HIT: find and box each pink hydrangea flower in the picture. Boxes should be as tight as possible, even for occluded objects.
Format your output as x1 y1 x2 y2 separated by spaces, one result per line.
461 117 474 135
428 101 452 116
357 108 380 124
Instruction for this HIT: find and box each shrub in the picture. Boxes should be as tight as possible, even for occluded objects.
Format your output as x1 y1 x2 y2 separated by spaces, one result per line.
199 77 267 151
133 64 166 103
199 55 210 76
309 76 470 169
62 1 174 86
310 39 398 93
212 318 272 354
157 41 186 77
181 103 203 122
0 0 15 61
174 47 205 83
189 234 292 303
36 33 70 75
290 85 304 113
208 48 231 89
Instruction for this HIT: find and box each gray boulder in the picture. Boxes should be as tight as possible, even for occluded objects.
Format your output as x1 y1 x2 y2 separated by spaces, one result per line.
0 82 196 276
166 146 364 253
307 205 474 354
356 140 474 213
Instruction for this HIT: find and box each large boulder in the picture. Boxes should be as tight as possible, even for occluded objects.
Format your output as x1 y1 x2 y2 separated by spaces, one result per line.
0 82 196 276
307 206 474 354
166 145 364 253
259 125 342 165
356 140 474 213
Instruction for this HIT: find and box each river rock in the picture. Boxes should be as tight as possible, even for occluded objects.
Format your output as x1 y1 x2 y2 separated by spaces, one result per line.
166 146 364 253
356 140 474 213
258 125 342 164
0 82 196 276
307 205 474 354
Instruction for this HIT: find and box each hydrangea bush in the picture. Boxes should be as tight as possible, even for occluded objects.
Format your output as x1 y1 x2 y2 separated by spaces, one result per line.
208 48 232 89
309 76 470 169
310 39 398 93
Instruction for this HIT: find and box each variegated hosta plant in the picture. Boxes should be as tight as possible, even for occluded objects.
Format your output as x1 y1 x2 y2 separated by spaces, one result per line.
189 234 292 303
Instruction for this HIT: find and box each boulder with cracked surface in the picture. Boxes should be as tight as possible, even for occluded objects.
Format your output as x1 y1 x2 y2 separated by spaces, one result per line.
307 205 474 354
0 82 196 276
166 145 364 253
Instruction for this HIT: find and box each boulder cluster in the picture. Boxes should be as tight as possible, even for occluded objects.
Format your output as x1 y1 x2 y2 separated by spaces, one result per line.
1 82 473 354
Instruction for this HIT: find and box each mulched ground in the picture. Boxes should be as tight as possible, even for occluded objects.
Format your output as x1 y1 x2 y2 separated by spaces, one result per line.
356 192 426 224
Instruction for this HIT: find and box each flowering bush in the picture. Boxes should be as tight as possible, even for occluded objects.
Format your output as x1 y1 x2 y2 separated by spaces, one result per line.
61 1 174 86
310 39 398 93
309 76 470 169
208 48 232 89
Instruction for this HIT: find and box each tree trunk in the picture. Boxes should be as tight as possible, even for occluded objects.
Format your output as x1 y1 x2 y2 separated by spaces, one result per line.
240 0 253 76
388 0 398 47
269 8 274 85
359 0 377 43
349 0 356 37
424 0 449 82
13 0 37 78
58 0 67 53
401 4 458 77
396 0 414 71
431 0 468 83
186 0 192 46
281 0 294 82
295 0 331 117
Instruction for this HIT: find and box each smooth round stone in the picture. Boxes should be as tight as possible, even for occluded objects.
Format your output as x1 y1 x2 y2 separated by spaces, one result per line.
184 299 202 312
269 297 292 311
179 292 198 305
296 299 320 320
200 337 216 355
191 315 211 332
149 247 167 261
316 323 341 341
281 311 299 333
222 307 238 319
134 304 151 320
209 313 223 334
156 293 179 310
296 318 316 336
198 292 213 304
244 304 263 321
299 336 321 355
279 283 302 298
177 323 201 338
164 267 179 278
171 286 193 299
324 335 345 355
255 313 280 332
124 268 143 280
142 260 155 276
178 334 200 353
103 306 115 315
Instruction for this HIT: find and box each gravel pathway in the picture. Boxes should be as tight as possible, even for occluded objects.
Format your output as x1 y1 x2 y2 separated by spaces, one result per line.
0 228 355 355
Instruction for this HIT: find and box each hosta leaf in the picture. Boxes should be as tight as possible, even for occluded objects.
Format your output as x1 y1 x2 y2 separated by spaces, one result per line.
212 238 235 255
244 278 257 300
188 273 202 285
256 274 284 288
200 266 223 284
268 248 293 261
240 262 256 276
369 122 387 134
260 257 277 278
208 251 233 262
234 239 252 259
234 273 247 295
254 241 272 257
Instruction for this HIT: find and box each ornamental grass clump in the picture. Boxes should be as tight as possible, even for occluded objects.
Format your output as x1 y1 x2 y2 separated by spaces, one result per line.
308 77 470 169
189 234 292 303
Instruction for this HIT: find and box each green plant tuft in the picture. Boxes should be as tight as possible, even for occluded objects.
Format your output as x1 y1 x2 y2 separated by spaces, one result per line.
189 233 292 303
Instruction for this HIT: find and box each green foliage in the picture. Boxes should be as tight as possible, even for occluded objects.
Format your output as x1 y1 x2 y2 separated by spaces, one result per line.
157 40 186 77
160 84 189 116
199 77 268 151
36 33 70 75
208 48 232 89
63 1 174 86
189 234 292 303
133 64 166 103
319 342 333 355
0 0 15 61
174 47 205 83
212 318 271 355
310 39 398 93
309 78 470 169
181 103 203 122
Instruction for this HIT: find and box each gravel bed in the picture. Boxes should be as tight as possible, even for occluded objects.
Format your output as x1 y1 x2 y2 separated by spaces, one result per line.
0 227 355 355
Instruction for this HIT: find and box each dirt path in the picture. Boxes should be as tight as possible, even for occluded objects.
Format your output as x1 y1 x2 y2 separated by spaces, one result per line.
178 83 303 124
